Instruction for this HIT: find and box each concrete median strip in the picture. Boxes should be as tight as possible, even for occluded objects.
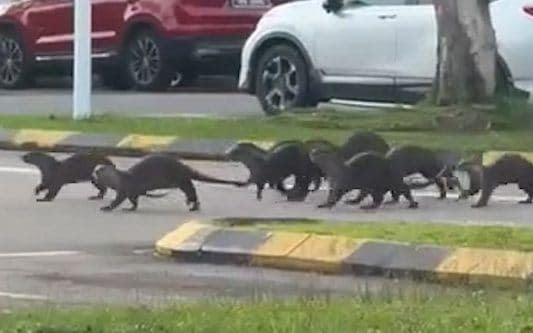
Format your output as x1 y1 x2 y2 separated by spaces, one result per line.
0 127 273 159
0 127 528 164
155 220 533 289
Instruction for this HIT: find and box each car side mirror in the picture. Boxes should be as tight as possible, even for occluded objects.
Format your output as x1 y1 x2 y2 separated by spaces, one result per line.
322 0 343 13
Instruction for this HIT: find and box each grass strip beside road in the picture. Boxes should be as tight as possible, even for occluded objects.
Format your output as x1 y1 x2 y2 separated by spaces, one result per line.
0 110 532 153
3 294 533 332
221 219 533 252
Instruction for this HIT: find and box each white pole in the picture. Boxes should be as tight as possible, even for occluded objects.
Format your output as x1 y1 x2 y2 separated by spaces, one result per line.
73 0 92 120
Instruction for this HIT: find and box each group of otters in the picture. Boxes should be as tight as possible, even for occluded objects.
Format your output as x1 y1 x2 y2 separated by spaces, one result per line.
20 130 533 212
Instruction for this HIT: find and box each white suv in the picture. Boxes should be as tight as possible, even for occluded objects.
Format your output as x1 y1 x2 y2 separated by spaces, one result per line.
238 0 533 115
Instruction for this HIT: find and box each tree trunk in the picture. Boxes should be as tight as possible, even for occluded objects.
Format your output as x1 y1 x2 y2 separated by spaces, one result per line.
432 0 497 106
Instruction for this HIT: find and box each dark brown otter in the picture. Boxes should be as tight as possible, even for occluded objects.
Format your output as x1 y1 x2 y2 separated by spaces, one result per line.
94 153 246 212
310 149 418 210
22 151 114 202
472 154 533 208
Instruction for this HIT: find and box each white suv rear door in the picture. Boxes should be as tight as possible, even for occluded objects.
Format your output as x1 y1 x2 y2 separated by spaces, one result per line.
313 0 400 85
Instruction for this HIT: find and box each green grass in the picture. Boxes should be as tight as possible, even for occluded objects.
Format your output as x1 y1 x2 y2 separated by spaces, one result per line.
0 107 532 154
221 218 533 252
3 293 533 332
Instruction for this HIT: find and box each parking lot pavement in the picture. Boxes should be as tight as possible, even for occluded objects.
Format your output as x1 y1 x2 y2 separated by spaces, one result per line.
0 75 378 118
0 150 530 307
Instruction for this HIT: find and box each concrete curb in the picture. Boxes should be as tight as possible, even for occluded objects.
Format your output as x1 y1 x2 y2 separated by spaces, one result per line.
155 220 533 289
0 127 275 160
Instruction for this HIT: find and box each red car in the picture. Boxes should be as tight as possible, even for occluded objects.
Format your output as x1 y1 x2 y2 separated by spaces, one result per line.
0 0 288 90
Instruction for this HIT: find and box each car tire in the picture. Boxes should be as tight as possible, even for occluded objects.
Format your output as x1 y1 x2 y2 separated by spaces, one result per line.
255 44 312 115
123 29 171 91
0 30 31 89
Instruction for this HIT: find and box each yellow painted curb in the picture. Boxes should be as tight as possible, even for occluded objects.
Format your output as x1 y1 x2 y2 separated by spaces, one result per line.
483 151 533 166
12 129 77 148
155 221 216 256
435 248 533 288
281 234 362 273
117 134 177 151
252 231 310 266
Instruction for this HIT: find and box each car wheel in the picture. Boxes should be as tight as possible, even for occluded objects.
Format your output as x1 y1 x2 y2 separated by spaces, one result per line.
124 29 171 91
255 45 311 115
0 30 30 89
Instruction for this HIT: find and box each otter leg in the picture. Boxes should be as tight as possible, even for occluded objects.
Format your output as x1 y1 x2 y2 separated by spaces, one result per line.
89 178 107 200
400 186 419 209
287 175 311 202
435 178 447 200
256 183 265 201
360 191 384 210
518 182 533 204
123 196 139 211
457 190 470 201
274 180 288 194
345 190 369 205
179 180 200 212
34 183 46 196
310 176 322 192
37 183 62 202
317 188 346 209
472 182 496 208
384 191 400 205
101 191 127 211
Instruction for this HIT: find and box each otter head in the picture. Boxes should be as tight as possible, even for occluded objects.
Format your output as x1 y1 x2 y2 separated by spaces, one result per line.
93 164 119 188
225 143 263 161
308 147 335 164
21 151 48 165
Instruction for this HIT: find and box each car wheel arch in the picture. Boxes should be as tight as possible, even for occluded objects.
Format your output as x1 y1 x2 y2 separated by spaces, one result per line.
249 33 314 94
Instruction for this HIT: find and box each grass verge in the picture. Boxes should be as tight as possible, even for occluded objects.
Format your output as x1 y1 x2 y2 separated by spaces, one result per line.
0 107 532 154
2 293 533 332
220 218 533 252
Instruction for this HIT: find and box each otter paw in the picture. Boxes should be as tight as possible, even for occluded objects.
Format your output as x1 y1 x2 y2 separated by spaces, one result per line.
88 195 104 201
36 198 52 202
519 199 533 204
471 203 486 208
100 206 113 212
408 202 419 209
188 202 200 211
317 203 333 209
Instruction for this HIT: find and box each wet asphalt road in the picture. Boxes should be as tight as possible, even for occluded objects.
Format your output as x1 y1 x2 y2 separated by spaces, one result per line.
0 150 530 309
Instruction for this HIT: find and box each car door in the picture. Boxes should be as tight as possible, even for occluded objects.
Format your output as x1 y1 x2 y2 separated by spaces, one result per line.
91 0 129 54
393 0 436 99
313 0 400 83
25 0 74 58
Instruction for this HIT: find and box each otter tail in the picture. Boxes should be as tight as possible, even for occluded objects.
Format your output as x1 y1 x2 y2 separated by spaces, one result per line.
191 170 247 187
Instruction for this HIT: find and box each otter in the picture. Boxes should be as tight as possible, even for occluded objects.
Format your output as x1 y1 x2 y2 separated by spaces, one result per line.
472 154 533 208
449 159 483 200
336 131 390 161
22 151 114 202
344 145 455 206
93 154 246 212
310 149 418 210
226 140 325 201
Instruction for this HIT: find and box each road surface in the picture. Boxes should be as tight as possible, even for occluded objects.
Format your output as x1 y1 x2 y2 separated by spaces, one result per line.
0 76 376 118
0 150 529 308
